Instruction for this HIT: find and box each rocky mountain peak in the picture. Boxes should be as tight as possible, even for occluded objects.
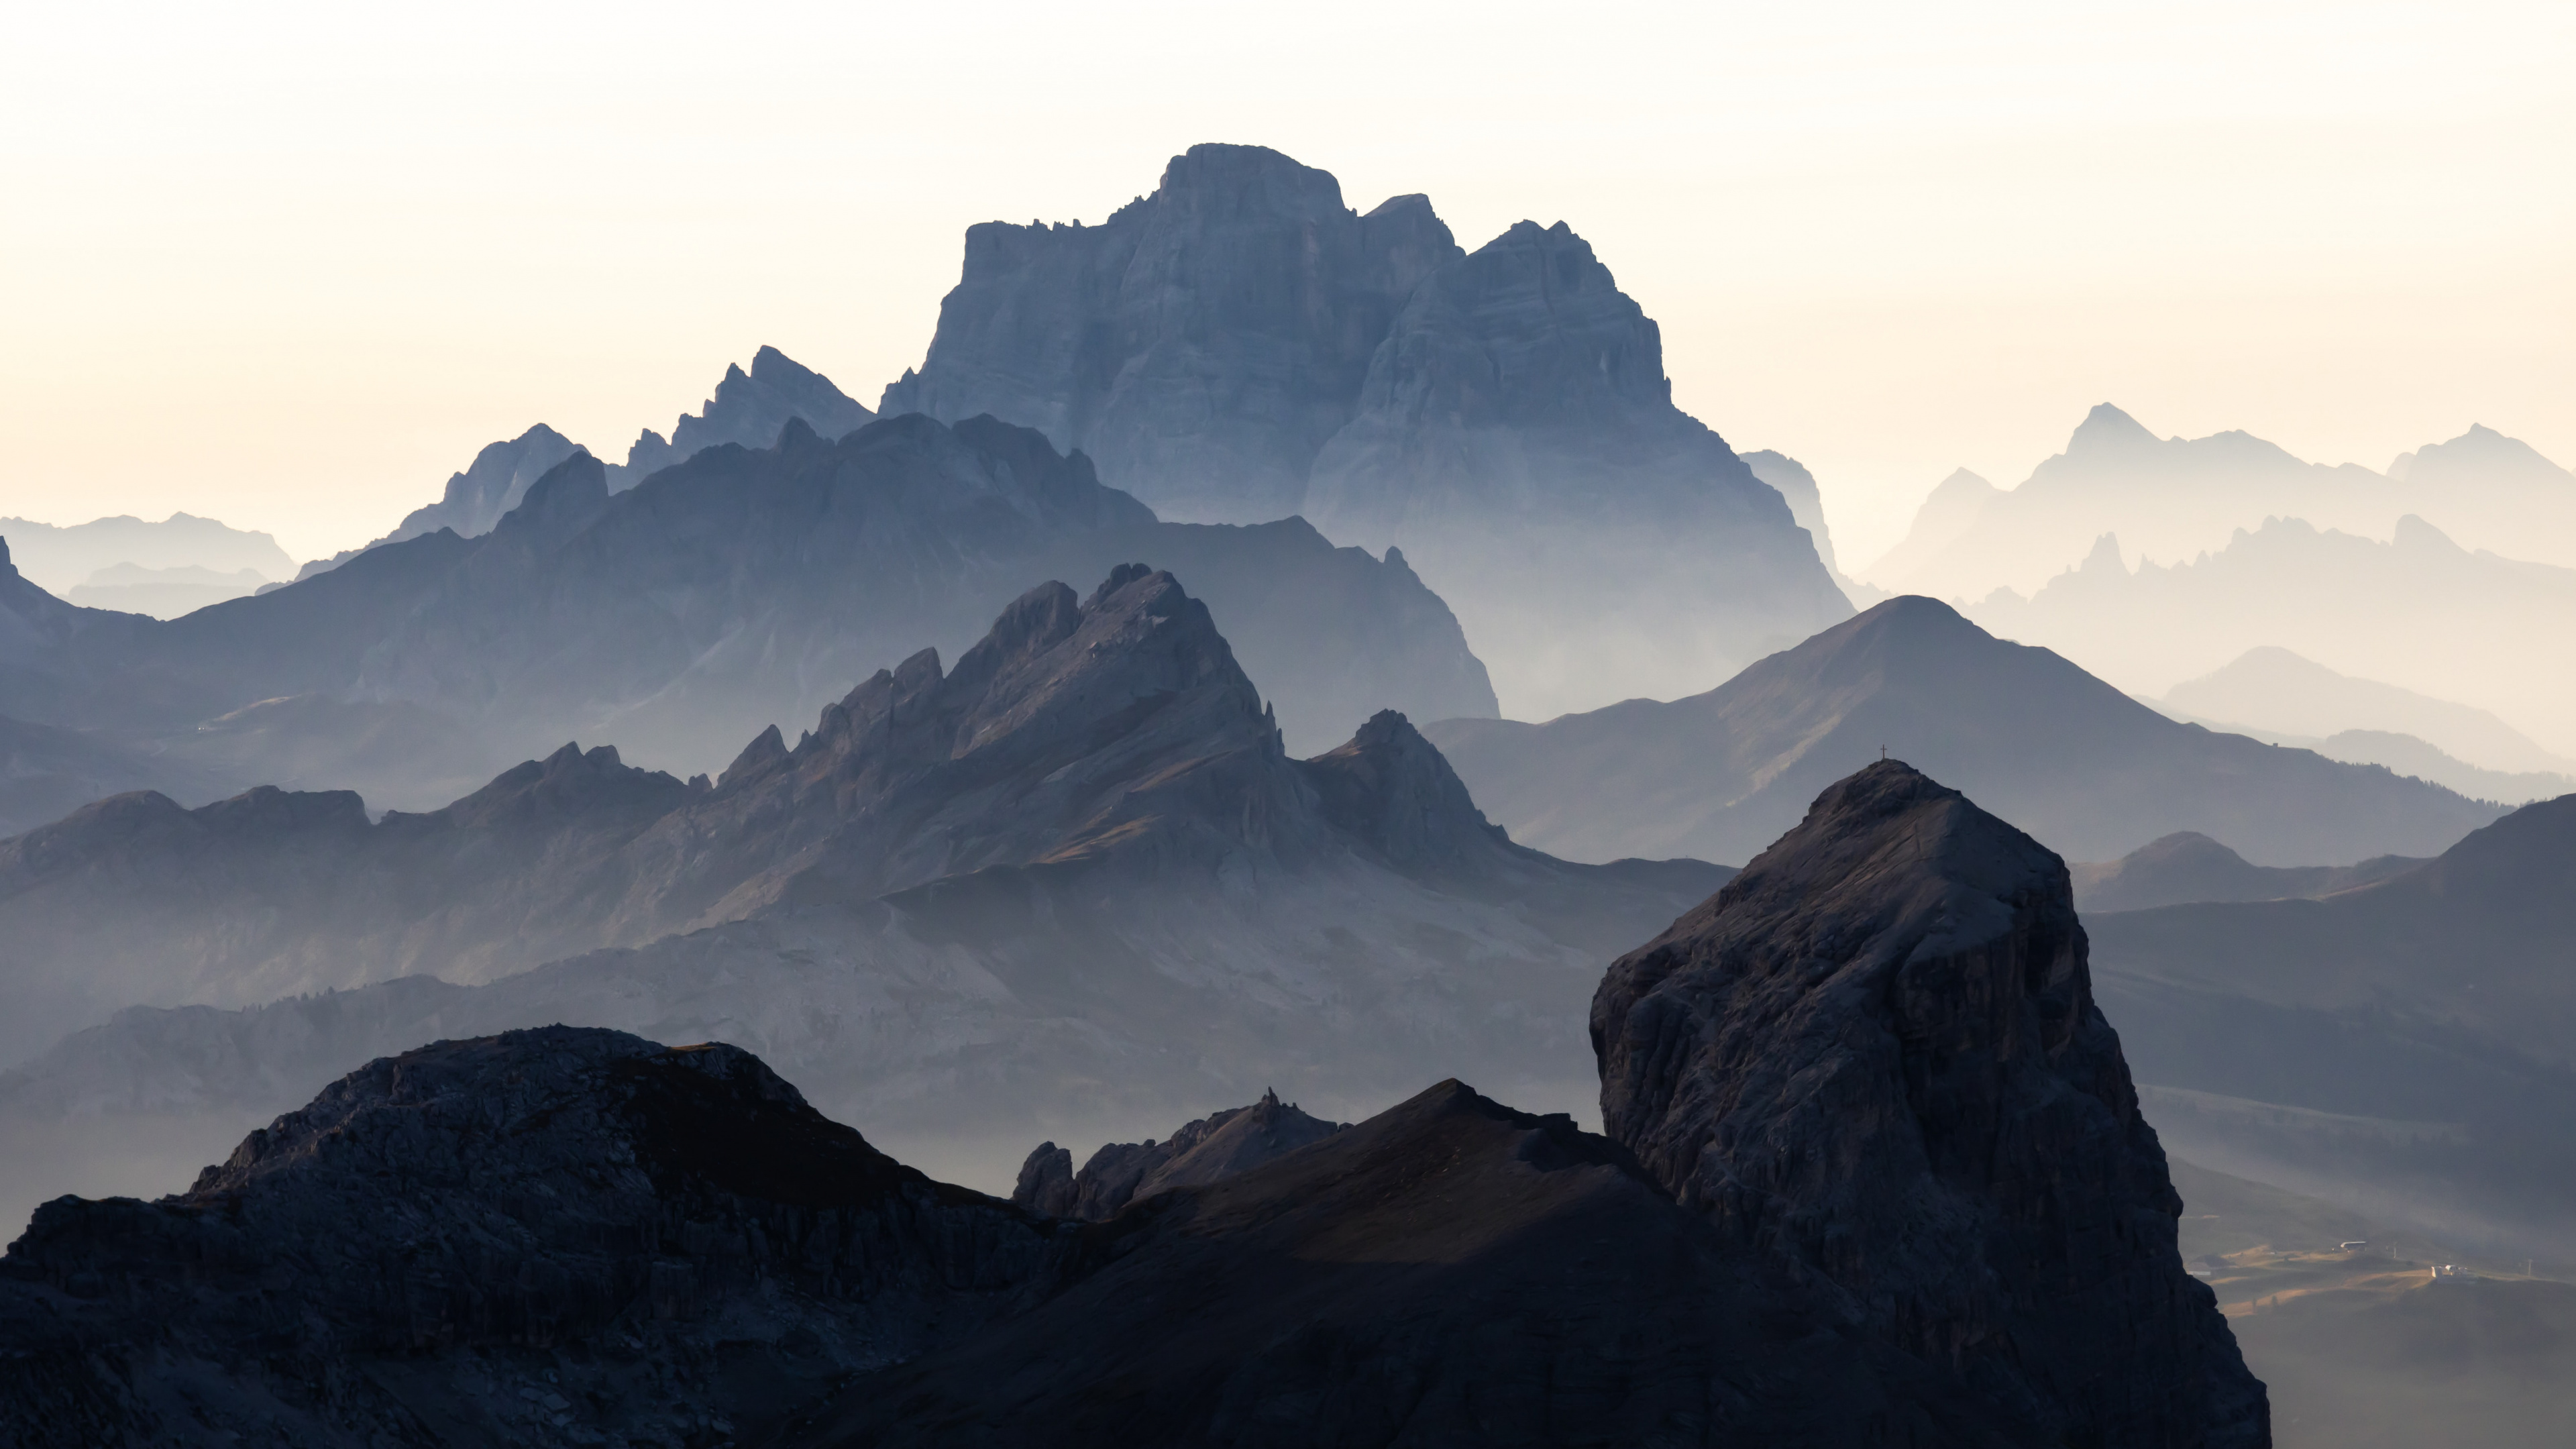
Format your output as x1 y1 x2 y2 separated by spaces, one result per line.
490 448 608 542
2068 400 2161 455
1010 1088 1348 1222
1593 759 2267 1446
1297 708 1512 875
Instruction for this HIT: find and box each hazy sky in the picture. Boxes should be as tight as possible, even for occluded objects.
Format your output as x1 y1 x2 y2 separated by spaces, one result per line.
3 1 2569 566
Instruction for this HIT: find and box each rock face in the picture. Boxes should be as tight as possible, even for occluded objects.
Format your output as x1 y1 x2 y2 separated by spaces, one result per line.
378 423 584 547
1012 1089 1347 1221
0 1026 1058 1448
612 343 877 489
883 143 1850 716
1593 760 2269 1448
1426 594 2503 867
6 414 1497 814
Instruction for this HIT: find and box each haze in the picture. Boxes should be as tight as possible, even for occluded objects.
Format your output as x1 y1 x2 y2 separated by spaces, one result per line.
4 0 2568 565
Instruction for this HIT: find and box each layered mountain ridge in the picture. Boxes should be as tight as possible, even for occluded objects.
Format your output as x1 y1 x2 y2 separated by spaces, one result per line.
1 763 2267 1444
1426 594 2502 867
0 413 1497 820
883 142 1852 715
0 569 1717 1226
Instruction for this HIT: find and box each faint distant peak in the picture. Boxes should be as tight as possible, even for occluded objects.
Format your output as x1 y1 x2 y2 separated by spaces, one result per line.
1930 467 1999 500
2065 402 2160 454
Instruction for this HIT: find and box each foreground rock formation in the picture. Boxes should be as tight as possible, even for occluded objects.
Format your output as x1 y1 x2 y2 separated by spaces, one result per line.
0 1027 1059 1447
1595 759 2269 1446
882 142 1851 715
3 1028 2265 1446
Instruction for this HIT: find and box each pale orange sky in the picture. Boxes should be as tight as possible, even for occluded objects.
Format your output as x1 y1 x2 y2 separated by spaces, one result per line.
3 1 2569 566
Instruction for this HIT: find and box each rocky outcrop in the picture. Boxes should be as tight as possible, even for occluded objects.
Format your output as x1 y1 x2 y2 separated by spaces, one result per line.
881 143 1851 716
378 423 584 549
883 145 1456 523
0 1026 1059 1448
1594 760 2269 1447
612 343 877 489
1011 1089 1346 1220
794 1080 2035 1448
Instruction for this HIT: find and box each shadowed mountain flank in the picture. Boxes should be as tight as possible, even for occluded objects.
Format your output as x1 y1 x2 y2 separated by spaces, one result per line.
0 572 1718 1205
0 414 1495 820
2083 794 2576 1256
1012 1089 1347 1221
881 142 1850 716
2070 832 2424 913
0 1028 1060 1448
1594 760 2269 1447
1426 594 2501 867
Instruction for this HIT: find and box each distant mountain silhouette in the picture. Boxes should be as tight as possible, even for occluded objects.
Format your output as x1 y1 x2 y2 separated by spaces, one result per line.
0 571 1714 1220
881 143 1851 716
0 415 1497 817
608 343 875 490
1970 515 2576 757
2087 793 2576 1256
0 512 293 596
1425 595 2500 867
2070 831 2422 913
1860 407 2576 598
2165 645 2575 777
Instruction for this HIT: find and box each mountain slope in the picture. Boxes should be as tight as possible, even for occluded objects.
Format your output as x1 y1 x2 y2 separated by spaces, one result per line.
1970 515 2576 754
0 571 1715 1214
882 142 1849 716
2164 646 2575 777
1595 761 2267 1446
2085 794 2576 1256
1426 595 2500 867
3 415 1496 813
2070 832 2422 912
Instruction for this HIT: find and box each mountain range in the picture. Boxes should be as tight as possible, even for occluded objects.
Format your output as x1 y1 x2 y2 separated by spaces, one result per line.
0 757 2263 1447
881 142 1854 716
2084 793 2576 1256
0 512 294 596
0 413 1497 819
1860 405 2576 599
0 567 1711 1231
1968 515 2576 755
2163 645 2576 782
1424 594 2502 867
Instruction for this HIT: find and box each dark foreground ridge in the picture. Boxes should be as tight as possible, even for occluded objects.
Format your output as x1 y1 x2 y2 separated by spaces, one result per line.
0 763 2271 1447
1595 759 2271 1446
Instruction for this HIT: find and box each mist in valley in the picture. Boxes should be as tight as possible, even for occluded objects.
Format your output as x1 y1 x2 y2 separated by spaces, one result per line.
3 8 2573 1444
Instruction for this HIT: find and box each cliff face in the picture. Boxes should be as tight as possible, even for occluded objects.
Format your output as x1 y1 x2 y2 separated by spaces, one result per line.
883 144 1851 715
0 1026 1057 1449
883 144 1458 523
1594 760 2269 1447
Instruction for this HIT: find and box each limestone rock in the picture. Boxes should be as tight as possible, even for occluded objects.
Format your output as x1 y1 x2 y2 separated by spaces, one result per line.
1593 759 2269 1447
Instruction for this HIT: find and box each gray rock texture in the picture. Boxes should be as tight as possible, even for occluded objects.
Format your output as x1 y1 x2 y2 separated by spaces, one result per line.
1011 1089 1346 1221
881 143 1851 716
0 1026 1059 1448
1593 759 2269 1448
376 423 584 550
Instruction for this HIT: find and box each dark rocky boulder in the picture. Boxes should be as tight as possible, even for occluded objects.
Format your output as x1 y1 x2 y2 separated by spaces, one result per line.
1011 1089 1346 1221
0 1026 1059 1448
1594 759 2269 1447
